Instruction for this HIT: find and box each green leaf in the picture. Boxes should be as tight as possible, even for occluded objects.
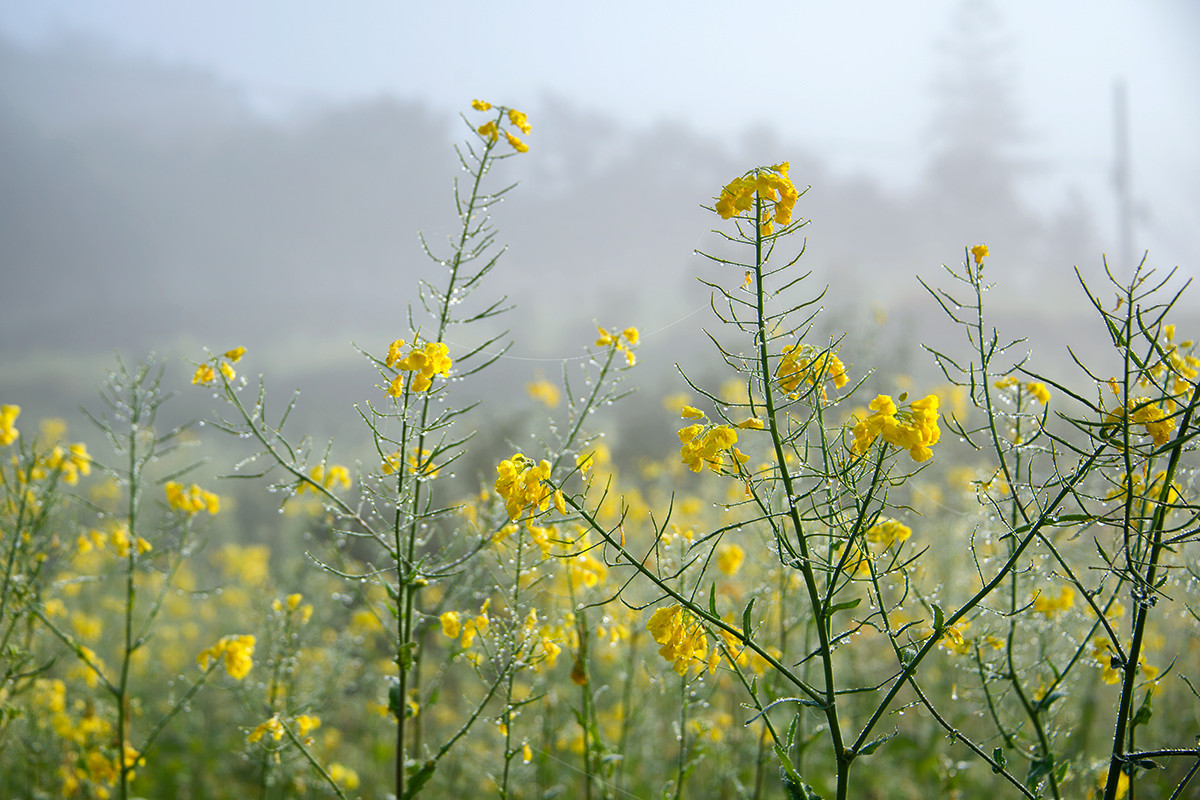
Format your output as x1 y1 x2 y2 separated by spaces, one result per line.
1034 691 1066 714
709 581 718 617
857 728 898 756
827 597 862 615
932 604 944 634
775 746 823 799
742 598 756 643
992 747 1007 773
1025 755 1054 789
1131 689 1154 730
403 759 437 799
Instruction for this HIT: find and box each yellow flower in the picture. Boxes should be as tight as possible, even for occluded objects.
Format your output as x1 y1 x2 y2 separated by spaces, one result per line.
851 393 940 462
191 364 216 386
0 404 19 446
714 163 798 233
197 634 256 680
223 346 246 362
1026 382 1051 404
1031 585 1075 617
865 518 911 549
679 424 745 474
298 463 351 494
970 244 989 265
247 715 284 743
527 377 561 408
646 605 711 675
777 345 848 399
477 120 499 141
387 340 453 393
507 108 531 134
327 763 360 791
504 130 529 153
494 453 553 520
165 481 221 515
716 543 745 576
471 99 492 111
295 714 321 738
440 611 462 639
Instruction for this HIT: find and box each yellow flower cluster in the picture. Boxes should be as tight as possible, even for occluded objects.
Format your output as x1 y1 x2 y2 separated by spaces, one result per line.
494 453 562 520
192 347 245 386
246 712 319 745
1089 637 1157 686
271 592 314 624
594 325 639 366
382 447 440 479
79 522 151 558
1 404 19 446
385 339 453 395
246 715 285 744
970 244 989 265
678 420 746 474
714 162 799 236
851 394 941 463
1031 585 1076 618
716 542 745 576
39 443 92 485
777 345 848 400
994 376 1050 405
526 376 561 408
165 481 220 515
298 463 351 494
196 634 256 680
471 100 532 153
865 518 912 549
439 599 491 648
646 604 712 676
1104 397 1175 446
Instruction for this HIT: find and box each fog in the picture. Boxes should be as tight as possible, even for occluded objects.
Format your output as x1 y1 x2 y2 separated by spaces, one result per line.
2 1 1197 439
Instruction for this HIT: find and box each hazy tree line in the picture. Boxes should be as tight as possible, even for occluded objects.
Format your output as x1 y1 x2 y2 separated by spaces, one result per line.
1 9 1120 438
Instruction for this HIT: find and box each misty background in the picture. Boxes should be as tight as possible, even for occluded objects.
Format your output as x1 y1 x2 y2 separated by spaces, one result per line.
2 0 1198 452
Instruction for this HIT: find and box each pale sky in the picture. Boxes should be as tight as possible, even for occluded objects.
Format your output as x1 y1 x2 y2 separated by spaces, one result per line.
2 0 1198 267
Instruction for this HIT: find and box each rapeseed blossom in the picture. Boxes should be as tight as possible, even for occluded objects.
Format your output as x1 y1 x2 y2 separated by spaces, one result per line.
1032 585 1076 618
385 340 453 394
777 345 848 400
971 244 989 265
1104 398 1175 446
494 453 553 520
0 404 19 446
192 347 245 385
298 463 352 494
678 423 747 474
526 376 561 408
165 481 220 515
716 543 745 576
43 442 92 484
714 162 799 236
471 100 531 152
594 325 639 365
994 376 1051 405
851 394 941 462
197 634 256 680
865 518 912 549
646 605 710 675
